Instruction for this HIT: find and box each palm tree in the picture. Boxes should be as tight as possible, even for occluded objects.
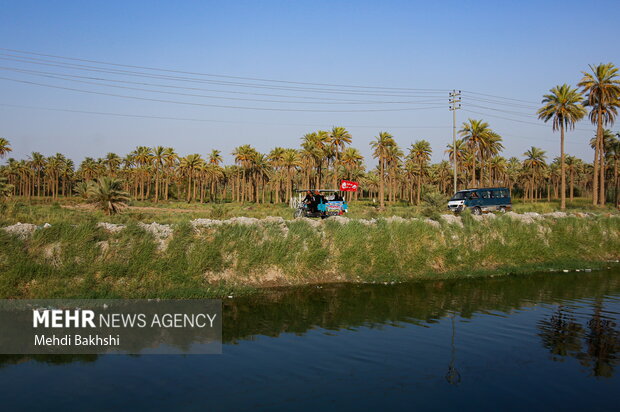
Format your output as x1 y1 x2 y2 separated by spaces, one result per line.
268 147 286 203
479 132 504 186
103 152 121 177
610 133 620 207
329 126 352 188
163 147 177 200
408 140 432 204
87 177 130 215
458 119 495 187
282 149 301 202
340 147 363 200
0 176 13 201
133 146 153 201
537 84 587 209
74 181 91 199
564 155 581 201
385 144 403 203
434 160 452 194
152 146 167 203
578 63 620 205
489 156 507 187
523 147 547 201
0 138 12 159
340 147 363 178
232 144 257 202
370 132 395 209
29 152 46 198
179 154 203 202
209 149 223 166
45 154 64 199
252 152 271 203
301 131 330 189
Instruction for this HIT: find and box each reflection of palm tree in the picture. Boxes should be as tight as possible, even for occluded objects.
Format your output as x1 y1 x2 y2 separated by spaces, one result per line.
538 301 619 378
445 313 461 385
584 297 620 378
538 306 584 361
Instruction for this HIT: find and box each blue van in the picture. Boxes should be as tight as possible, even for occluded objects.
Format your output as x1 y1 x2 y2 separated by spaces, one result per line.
447 188 512 215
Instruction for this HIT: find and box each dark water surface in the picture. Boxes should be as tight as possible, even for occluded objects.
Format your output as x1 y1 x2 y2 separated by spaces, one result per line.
1 269 619 411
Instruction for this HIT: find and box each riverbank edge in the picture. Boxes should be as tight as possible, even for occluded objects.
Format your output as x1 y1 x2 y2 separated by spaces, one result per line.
2 259 618 300
1 214 619 299
219 259 620 297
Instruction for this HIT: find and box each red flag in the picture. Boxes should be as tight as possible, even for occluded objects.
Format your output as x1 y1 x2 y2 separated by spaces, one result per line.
340 180 359 192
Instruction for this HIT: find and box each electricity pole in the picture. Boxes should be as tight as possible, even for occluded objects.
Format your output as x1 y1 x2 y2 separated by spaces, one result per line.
449 90 461 194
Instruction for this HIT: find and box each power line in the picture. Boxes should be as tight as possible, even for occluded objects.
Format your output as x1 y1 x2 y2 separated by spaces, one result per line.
0 66 447 106
462 108 551 126
0 76 448 113
462 108 597 133
0 47 450 92
461 94 540 110
467 103 539 117
0 66 442 104
0 103 451 129
461 90 539 105
0 53 448 97
7 48 595 113
3 48 615 135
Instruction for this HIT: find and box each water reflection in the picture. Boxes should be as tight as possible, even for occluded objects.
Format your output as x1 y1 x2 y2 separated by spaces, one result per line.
1 269 619 381
445 313 461 385
538 297 620 378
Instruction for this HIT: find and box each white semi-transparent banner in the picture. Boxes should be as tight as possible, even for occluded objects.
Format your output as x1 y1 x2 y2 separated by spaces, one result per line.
0 300 222 354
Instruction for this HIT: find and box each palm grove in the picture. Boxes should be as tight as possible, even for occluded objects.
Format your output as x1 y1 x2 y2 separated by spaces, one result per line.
1 64 619 212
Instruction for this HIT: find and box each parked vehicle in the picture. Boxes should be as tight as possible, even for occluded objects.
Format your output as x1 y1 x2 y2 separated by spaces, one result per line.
447 188 511 215
292 189 348 218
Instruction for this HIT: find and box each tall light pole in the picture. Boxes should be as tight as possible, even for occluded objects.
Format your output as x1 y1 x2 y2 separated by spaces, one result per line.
449 90 461 194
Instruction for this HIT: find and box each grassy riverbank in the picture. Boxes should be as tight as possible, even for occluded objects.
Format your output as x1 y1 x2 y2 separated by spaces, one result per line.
0 212 618 298
1 196 617 227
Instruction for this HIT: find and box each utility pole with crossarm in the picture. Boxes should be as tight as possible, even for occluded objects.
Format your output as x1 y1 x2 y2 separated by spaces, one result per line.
449 90 461 194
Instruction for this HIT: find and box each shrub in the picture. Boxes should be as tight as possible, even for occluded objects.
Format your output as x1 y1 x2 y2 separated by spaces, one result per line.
87 177 130 215
421 191 448 220
209 203 228 219
74 181 92 199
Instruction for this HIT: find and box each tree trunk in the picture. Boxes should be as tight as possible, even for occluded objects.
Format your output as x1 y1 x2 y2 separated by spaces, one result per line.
599 133 605 206
471 155 476 188
417 172 421 205
570 170 575 201
560 124 566 210
333 148 339 190
186 172 192 202
615 158 619 208
165 173 169 201
379 159 385 209
155 169 160 203
593 107 601 205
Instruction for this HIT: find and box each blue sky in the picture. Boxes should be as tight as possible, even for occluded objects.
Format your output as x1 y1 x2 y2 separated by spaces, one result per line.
1 0 619 166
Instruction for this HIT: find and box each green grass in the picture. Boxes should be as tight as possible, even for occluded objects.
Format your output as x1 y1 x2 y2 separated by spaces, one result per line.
2 196 617 226
511 197 619 214
0 211 618 299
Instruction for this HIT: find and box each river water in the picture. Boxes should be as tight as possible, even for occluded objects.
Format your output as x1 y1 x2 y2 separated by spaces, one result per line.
1 269 619 411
